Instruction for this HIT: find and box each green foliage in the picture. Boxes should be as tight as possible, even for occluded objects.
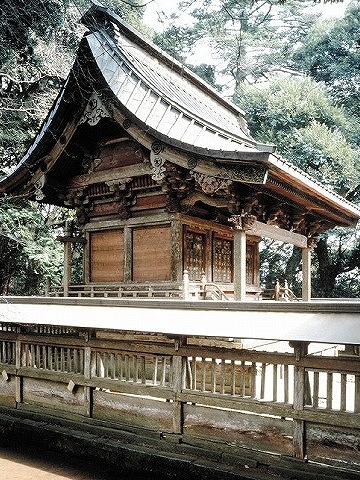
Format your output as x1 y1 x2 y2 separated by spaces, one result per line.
291 1 360 117
260 240 302 295
0 199 63 295
237 76 360 198
0 0 70 63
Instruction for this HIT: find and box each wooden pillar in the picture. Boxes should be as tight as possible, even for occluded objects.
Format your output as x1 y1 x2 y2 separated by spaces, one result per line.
302 247 312 301
233 229 247 302
291 341 309 459
172 355 183 434
124 226 132 282
63 240 72 297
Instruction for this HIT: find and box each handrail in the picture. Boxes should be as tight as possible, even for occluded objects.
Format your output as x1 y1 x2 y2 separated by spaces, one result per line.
1 296 360 344
203 282 230 301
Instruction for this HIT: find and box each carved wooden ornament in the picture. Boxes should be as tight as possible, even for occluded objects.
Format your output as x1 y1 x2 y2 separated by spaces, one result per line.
79 92 111 126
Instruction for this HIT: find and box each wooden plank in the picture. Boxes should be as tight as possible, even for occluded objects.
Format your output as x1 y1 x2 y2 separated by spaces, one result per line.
0 376 16 407
284 365 289 404
355 374 360 413
313 371 319 408
326 372 333 410
23 377 86 415
93 390 174 432
183 403 293 456
273 364 278 402
293 420 305 459
306 423 360 468
340 373 347 412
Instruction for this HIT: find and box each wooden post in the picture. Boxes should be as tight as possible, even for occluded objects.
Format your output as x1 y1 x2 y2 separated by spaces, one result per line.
274 279 280 301
302 247 312 301
84 344 93 418
172 355 183 434
63 240 72 297
291 341 308 459
62 220 73 297
183 270 190 300
233 229 247 301
15 339 22 405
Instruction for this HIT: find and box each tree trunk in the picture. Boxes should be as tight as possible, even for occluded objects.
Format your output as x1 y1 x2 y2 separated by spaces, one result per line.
314 238 338 297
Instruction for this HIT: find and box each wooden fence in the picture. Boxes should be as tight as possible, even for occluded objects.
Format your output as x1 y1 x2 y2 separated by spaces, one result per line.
0 313 359 475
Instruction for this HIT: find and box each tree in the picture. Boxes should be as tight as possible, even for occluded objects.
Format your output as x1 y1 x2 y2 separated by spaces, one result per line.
237 76 360 198
0 199 64 295
153 0 323 96
291 1 360 119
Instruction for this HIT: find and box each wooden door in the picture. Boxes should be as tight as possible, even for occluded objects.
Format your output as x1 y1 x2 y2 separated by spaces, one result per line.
132 225 171 281
90 229 124 282
184 228 206 281
213 236 233 283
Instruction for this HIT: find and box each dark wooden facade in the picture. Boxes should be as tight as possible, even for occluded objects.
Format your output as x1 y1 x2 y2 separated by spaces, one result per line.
0 4 359 299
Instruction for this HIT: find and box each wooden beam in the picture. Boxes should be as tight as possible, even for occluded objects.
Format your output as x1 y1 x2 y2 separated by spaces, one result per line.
247 220 307 248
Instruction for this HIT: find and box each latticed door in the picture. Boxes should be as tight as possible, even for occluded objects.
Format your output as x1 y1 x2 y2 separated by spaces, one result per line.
184 229 206 281
213 237 233 283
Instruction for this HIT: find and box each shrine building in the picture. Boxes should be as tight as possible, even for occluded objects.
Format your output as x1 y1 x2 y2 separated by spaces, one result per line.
1 2 359 301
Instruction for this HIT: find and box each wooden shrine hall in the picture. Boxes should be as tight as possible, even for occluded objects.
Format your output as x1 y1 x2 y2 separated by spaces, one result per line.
1 2 359 301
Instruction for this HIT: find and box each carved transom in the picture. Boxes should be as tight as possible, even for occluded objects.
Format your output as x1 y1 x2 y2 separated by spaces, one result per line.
192 172 232 195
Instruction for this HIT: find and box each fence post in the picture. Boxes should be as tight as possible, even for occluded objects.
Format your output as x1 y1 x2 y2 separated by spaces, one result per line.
291 341 308 459
84 337 92 418
172 354 184 435
15 336 23 405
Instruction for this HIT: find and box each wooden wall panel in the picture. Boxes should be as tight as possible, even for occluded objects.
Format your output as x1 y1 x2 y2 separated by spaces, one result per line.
246 242 259 286
183 228 206 281
97 140 143 171
307 423 360 467
90 229 124 282
132 225 171 281
0 376 16 407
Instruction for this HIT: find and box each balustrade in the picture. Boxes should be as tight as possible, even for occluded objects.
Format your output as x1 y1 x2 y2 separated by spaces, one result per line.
0 319 359 474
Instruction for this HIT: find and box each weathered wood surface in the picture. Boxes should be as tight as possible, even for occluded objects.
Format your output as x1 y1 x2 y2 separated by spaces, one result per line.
183 403 294 455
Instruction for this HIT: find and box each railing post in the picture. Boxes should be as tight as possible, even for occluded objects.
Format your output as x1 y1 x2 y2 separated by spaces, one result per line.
84 339 92 418
15 337 22 405
274 279 280 301
182 270 190 300
291 341 308 459
172 354 184 434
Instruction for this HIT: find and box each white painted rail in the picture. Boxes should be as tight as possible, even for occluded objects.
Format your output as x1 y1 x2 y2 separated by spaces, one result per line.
0 296 359 344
